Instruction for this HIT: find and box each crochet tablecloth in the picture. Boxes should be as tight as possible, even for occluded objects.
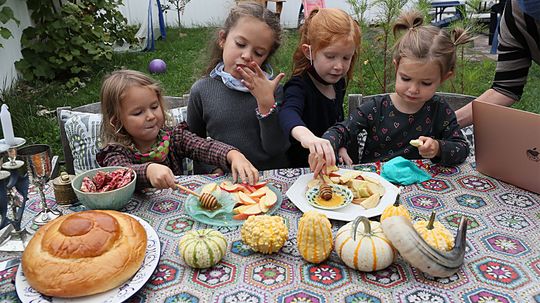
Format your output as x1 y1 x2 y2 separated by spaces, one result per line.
1 156 539 303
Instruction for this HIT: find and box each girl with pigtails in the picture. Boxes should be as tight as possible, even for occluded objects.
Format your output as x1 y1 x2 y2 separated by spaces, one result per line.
310 10 472 175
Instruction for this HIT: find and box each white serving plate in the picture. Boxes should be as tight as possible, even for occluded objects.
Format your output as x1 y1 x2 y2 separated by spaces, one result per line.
286 169 399 221
15 213 160 303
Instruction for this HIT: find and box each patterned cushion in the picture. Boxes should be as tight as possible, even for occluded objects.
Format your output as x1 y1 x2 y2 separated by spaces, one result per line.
61 107 192 175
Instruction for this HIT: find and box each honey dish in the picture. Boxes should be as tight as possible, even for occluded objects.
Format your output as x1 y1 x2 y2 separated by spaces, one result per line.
305 184 353 210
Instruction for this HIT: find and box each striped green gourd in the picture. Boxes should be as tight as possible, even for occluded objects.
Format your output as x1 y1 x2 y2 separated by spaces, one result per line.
179 229 227 268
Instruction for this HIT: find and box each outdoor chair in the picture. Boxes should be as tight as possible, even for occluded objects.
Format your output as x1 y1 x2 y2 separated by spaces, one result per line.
347 92 476 164
55 95 190 178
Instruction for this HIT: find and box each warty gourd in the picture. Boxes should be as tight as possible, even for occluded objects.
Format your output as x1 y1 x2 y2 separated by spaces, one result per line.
241 215 288 254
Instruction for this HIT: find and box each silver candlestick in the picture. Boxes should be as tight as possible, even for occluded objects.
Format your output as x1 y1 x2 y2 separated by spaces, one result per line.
0 157 31 251
18 144 61 226
1 147 24 170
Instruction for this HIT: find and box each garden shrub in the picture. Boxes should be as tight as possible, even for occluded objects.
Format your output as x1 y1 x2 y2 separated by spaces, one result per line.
15 0 136 87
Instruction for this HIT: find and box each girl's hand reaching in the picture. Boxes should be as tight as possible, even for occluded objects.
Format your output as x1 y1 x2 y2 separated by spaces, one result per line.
237 61 285 114
147 163 176 189
227 150 259 185
415 136 441 159
337 147 353 165
309 152 328 178
301 135 336 168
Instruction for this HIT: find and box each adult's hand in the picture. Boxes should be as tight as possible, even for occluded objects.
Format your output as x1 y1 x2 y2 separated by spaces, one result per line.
456 89 516 128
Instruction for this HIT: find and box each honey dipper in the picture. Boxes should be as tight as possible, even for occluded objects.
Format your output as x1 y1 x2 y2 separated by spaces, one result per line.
176 184 219 210
318 176 333 201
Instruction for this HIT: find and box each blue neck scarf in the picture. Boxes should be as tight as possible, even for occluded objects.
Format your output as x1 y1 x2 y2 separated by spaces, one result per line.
210 62 273 92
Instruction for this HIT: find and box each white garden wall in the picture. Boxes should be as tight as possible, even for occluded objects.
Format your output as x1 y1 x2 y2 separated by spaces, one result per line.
1 0 416 91
0 0 31 92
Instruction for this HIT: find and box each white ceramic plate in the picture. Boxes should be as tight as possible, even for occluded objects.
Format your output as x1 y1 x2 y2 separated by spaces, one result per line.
286 169 399 221
15 214 160 303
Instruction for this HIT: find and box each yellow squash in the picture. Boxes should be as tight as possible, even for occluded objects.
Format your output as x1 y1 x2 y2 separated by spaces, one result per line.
413 212 454 251
297 211 333 263
380 193 411 222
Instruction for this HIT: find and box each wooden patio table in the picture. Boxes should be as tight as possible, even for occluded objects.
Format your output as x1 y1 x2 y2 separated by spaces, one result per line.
0 156 539 302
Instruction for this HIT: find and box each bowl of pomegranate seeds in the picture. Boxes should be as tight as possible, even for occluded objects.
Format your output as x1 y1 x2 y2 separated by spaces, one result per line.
71 166 136 210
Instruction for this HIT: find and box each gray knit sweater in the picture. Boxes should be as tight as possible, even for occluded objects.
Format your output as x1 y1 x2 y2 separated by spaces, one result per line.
187 76 290 173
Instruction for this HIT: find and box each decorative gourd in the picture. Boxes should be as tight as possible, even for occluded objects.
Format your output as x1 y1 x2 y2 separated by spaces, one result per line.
297 211 333 263
241 215 288 254
178 229 227 268
380 193 411 222
381 214 467 277
335 216 396 271
413 212 454 251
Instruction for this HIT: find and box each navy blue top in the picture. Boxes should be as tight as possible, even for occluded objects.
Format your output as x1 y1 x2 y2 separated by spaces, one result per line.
323 94 469 166
279 73 346 167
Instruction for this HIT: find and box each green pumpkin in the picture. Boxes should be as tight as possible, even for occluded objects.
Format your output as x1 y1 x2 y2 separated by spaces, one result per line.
178 229 227 268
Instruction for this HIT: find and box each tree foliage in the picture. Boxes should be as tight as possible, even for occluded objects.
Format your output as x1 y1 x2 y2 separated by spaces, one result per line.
0 0 20 48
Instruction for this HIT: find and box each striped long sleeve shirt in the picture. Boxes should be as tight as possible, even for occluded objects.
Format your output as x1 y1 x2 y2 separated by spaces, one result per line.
493 0 540 100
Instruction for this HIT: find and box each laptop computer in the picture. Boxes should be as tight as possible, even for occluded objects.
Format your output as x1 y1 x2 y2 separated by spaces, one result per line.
473 100 540 194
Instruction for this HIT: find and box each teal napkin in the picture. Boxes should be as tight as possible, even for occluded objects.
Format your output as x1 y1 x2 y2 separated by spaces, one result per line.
381 156 431 185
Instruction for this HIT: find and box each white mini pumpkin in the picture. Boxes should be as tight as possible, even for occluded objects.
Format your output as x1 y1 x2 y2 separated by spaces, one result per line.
179 229 227 268
335 216 396 271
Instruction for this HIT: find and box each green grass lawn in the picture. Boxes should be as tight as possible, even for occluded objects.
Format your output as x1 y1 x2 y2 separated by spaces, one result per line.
2 27 539 161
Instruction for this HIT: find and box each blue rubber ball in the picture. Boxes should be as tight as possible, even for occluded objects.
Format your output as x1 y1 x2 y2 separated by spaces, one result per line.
149 59 167 74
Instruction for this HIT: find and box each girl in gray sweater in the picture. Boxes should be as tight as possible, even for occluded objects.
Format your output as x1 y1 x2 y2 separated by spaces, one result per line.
187 2 289 174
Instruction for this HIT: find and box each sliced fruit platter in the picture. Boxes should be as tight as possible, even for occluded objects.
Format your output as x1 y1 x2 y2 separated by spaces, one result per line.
184 180 282 226
286 168 399 221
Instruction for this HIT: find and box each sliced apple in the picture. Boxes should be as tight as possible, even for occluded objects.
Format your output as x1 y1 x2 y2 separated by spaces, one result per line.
339 171 363 183
321 175 333 185
307 178 322 189
330 177 341 183
241 203 262 215
259 197 271 213
233 205 250 214
261 188 277 209
360 194 380 209
252 181 268 189
220 181 242 192
238 191 258 205
249 187 267 199
329 171 341 178
232 213 250 220
366 182 385 197
327 165 339 173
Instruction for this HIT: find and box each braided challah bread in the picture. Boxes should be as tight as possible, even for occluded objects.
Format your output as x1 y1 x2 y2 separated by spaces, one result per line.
21 210 147 298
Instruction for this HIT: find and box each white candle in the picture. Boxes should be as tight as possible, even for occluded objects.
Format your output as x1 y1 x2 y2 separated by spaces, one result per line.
0 104 16 146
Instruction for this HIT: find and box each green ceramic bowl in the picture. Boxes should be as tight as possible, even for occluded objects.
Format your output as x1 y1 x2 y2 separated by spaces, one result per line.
71 166 136 210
